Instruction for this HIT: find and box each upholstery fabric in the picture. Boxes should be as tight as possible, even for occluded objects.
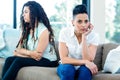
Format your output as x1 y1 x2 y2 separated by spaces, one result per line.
94 44 103 71
93 71 120 80
0 58 5 80
16 67 59 80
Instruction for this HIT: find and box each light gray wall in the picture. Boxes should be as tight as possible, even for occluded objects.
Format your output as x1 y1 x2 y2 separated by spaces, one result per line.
91 0 105 43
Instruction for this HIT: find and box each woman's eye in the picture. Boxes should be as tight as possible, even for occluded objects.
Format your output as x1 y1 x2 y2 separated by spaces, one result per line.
23 10 28 14
85 20 88 23
77 20 82 23
25 11 28 13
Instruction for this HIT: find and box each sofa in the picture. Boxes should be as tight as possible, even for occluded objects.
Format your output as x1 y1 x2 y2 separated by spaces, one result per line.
0 28 120 80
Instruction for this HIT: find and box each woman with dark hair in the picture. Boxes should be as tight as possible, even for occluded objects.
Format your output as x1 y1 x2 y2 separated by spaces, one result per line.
57 4 99 80
2 1 58 80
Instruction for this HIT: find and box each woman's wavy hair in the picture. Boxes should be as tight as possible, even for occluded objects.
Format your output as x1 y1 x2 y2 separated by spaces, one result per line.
16 1 55 49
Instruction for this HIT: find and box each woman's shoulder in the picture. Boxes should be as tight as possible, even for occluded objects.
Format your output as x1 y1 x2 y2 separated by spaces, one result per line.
38 23 47 30
36 23 48 36
60 27 73 33
88 31 99 37
87 31 100 44
37 23 48 33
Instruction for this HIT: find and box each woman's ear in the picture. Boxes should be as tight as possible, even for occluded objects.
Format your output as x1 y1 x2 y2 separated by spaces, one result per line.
71 20 74 26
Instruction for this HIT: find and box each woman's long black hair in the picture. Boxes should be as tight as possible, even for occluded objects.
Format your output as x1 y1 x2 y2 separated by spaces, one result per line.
16 1 55 49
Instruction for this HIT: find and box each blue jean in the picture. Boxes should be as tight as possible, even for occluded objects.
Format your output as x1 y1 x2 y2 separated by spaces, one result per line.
2 56 58 80
57 64 92 80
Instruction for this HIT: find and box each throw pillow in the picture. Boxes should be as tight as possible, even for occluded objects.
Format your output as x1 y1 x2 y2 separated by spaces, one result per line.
0 29 5 50
103 46 120 74
0 29 20 58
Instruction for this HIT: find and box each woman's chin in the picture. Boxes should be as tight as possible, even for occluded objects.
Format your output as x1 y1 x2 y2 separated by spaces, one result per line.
24 21 29 23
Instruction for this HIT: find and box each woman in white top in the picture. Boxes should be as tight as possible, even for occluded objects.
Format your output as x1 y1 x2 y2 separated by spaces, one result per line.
57 4 99 80
2 1 58 80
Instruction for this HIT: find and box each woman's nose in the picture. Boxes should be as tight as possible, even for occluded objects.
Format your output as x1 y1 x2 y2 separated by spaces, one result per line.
82 23 86 27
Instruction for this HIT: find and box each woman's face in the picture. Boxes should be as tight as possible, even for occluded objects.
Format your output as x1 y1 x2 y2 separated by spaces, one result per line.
72 13 89 34
22 6 30 23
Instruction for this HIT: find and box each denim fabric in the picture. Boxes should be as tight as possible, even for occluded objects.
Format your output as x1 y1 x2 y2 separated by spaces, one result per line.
57 64 92 80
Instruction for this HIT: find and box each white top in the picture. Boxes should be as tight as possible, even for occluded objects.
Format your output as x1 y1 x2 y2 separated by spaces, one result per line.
59 27 99 68
27 23 57 61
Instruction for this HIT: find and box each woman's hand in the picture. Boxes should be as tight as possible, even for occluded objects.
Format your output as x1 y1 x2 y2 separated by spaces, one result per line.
13 50 19 56
85 60 98 75
83 23 93 36
13 50 28 57
29 51 42 61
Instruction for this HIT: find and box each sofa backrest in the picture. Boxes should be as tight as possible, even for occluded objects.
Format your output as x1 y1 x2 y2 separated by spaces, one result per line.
55 41 60 61
93 44 103 71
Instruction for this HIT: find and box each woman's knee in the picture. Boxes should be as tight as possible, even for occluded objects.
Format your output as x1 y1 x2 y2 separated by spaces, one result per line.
77 65 92 80
80 65 92 74
14 57 25 64
5 56 16 64
57 64 75 76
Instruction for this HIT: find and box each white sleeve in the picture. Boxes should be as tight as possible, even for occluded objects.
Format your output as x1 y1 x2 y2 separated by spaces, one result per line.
87 32 100 46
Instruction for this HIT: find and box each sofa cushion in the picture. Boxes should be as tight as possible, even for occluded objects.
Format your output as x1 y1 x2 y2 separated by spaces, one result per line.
94 44 103 71
16 67 60 80
93 71 120 80
102 43 119 69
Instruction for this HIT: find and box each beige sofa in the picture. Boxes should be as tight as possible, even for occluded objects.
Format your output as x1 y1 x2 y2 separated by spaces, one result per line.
0 28 120 80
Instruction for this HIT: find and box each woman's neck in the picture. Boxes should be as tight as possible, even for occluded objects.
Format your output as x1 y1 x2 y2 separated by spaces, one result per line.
74 31 82 44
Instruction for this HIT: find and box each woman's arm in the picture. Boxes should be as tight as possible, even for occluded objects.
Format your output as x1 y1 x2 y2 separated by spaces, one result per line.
59 42 87 65
15 29 49 60
81 23 97 61
30 29 49 60
81 35 97 61
81 23 98 75
14 50 29 57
